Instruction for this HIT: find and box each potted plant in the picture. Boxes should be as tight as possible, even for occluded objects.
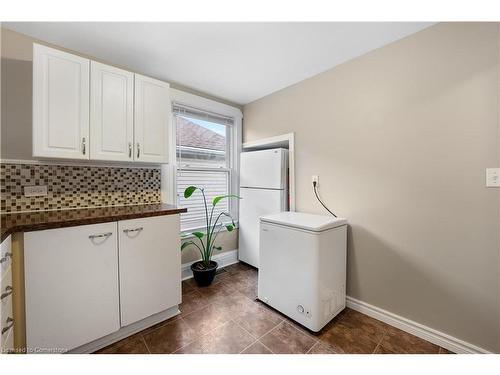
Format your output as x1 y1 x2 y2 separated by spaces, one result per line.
181 185 241 287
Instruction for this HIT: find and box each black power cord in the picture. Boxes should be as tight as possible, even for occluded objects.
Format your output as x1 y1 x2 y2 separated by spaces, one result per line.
313 181 337 217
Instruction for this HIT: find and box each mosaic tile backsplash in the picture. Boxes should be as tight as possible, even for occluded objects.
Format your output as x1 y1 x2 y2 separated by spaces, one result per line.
0 163 161 213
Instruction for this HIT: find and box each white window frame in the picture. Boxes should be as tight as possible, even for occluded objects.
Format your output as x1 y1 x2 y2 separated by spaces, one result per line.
161 88 242 232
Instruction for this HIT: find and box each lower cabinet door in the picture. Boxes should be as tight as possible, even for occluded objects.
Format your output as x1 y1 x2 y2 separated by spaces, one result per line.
118 215 181 326
24 223 120 352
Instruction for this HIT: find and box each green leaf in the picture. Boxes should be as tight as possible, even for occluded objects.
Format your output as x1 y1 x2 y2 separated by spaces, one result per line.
212 194 241 206
225 224 234 232
192 231 205 239
184 186 198 198
181 241 192 251
213 246 222 251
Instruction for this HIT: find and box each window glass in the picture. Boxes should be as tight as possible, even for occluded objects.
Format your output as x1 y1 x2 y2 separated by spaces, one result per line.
176 115 227 169
174 110 232 230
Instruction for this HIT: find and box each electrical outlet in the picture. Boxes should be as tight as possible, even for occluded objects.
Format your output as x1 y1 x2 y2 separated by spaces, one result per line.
312 175 319 185
24 185 48 197
486 168 500 187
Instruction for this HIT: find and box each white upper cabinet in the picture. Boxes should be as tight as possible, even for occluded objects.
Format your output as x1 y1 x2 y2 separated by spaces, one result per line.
90 61 134 161
134 74 170 163
33 44 90 159
32 44 171 164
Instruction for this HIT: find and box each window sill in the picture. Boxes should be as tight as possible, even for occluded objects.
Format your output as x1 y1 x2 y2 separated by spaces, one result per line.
181 222 239 239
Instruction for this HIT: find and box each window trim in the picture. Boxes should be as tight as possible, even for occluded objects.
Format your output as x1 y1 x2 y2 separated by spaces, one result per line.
162 89 242 232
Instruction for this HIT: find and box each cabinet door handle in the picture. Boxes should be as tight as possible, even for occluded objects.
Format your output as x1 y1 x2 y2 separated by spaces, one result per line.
128 142 132 158
82 137 86 155
0 252 12 264
0 286 13 300
88 232 113 239
123 227 143 234
136 143 140 159
1 317 14 335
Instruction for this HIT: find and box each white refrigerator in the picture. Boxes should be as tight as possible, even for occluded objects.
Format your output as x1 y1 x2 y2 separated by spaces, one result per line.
238 148 289 268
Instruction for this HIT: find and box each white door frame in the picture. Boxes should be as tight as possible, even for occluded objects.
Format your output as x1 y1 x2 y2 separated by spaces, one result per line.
242 133 296 211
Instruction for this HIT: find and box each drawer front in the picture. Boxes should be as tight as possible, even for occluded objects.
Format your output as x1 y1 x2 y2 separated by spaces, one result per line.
1 267 13 325
1 266 14 354
1 324 14 354
0 236 12 279
1 297 13 343
1 264 12 294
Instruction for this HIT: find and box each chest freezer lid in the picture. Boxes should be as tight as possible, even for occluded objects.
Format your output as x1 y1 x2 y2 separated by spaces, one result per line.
260 211 347 232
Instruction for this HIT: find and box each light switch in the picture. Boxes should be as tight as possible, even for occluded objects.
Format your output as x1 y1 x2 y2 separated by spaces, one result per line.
24 185 48 197
486 168 500 187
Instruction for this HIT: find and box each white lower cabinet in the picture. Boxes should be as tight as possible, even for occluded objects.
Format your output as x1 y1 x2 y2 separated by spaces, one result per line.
118 215 181 326
24 215 181 353
24 223 120 352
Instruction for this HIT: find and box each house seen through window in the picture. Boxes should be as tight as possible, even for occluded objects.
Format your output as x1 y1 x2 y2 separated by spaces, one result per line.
174 106 234 231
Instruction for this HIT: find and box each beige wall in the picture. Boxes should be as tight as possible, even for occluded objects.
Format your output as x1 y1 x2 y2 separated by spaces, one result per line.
0 27 239 264
1 28 32 160
243 23 500 352
0 25 2 157
181 229 238 264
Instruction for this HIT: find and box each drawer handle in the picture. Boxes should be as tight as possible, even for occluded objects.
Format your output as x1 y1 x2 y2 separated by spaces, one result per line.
0 252 12 264
123 227 143 234
128 142 132 158
136 143 141 159
89 232 113 239
82 137 86 155
0 286 13 300
1 317 13 335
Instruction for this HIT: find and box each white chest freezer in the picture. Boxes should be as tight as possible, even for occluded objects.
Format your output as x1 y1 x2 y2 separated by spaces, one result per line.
257 212 348 332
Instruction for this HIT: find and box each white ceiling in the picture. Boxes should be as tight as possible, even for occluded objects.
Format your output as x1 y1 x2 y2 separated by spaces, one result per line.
4 22 433 105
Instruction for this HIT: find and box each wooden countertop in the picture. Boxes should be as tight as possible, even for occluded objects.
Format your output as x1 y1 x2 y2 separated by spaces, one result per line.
0 204 187 242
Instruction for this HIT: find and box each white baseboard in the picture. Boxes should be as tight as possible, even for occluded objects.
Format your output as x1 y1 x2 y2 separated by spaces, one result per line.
346 296 492 354
180 254 493 354
181 249 239 280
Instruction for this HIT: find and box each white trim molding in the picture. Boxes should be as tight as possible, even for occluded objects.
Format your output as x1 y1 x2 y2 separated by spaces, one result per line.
182 249 238 280
346 296 493 354
163 88 243 223
242 133 293 150
169 89 242 120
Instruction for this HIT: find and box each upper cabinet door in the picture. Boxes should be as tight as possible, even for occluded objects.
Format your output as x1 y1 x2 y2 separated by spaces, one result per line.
33 44 90 159
134 74 170 163
90 62 134 161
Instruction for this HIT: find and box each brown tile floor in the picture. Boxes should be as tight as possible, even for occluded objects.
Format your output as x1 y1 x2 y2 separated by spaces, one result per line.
96 262 453 354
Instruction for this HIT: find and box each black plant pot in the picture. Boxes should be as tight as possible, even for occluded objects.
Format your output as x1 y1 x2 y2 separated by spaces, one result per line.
191 260 218 287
